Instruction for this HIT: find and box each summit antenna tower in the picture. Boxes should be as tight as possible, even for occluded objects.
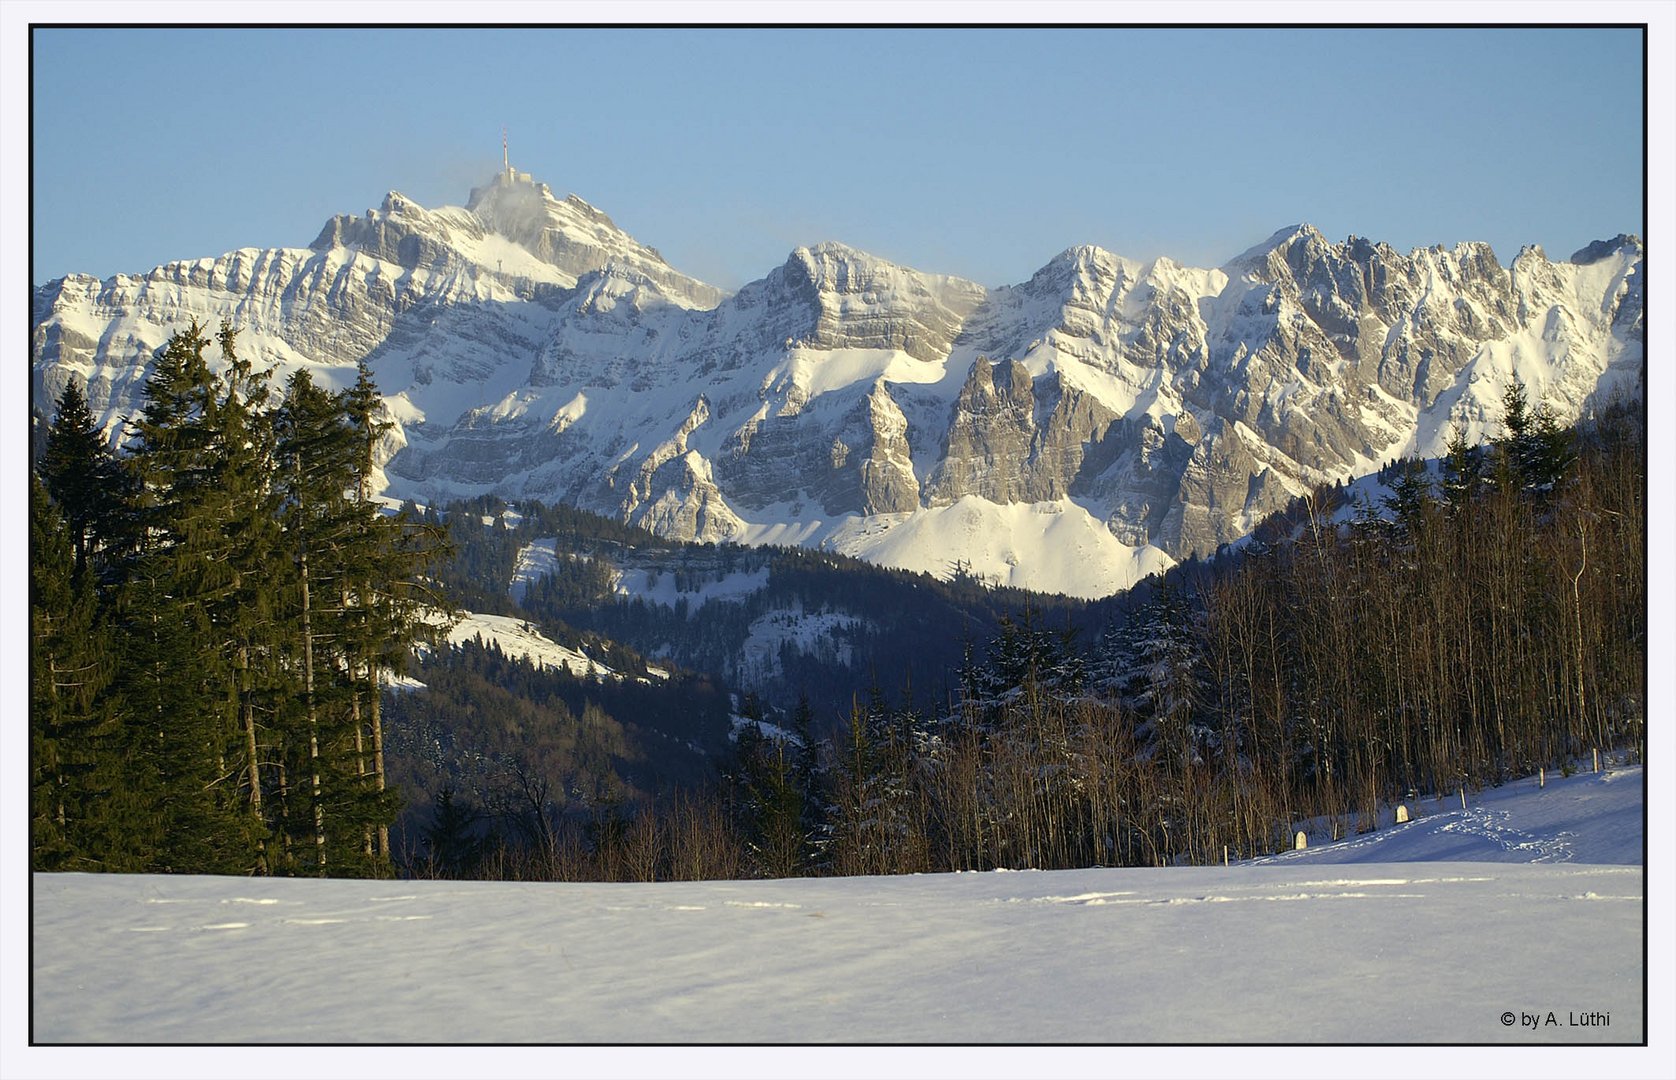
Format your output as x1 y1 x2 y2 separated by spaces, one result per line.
496 127 531 186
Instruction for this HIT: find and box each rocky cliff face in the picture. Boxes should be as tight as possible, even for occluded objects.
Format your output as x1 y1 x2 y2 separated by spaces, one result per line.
32 174 1643 596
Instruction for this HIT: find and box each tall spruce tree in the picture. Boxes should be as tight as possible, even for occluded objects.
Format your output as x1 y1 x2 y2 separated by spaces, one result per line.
274 368 412 873
29 474 134 869
1381 457 1436 549
119 321 273 871
1440 422 1485 517
211 323 287 873
341 361 448 867
276 370 347 870
42 378 135 580
1107 582 1206 774
1494 377 1577 500
731 722 811 878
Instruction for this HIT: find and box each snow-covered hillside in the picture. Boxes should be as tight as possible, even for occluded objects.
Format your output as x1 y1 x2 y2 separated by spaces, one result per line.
23 764 1659 1077
816 494 1174 596
443 610 620 681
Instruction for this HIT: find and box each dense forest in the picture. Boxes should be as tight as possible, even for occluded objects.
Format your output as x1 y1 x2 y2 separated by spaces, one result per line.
380 634 738 862
31 327 1644 882
30 322 445 876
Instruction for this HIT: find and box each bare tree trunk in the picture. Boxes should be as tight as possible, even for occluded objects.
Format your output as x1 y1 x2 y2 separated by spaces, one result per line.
276 761 294 870
1571 522 1588 753
350 673 372 858
299 539 326 872
369 662 388 858
239 643 266 874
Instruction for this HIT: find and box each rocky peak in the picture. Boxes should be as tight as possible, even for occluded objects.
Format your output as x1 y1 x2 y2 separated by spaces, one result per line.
464 175 716 300
787 241 883 287
1019 244 1138 297
772 242 986 363
464 173 564 241
303 171 727 309
1569 234 1643 266
1225 223 1326 273
308 191 457 271
785 242 985 301
465 179 639 263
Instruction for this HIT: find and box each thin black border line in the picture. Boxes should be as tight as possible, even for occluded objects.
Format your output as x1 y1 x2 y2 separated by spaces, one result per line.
23 21 1659 30
23 18 1654 1057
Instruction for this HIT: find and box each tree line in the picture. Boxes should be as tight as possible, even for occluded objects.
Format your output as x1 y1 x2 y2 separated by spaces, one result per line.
30 321 447 876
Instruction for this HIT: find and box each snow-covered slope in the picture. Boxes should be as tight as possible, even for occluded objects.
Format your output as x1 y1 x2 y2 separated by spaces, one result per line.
31 172 1643 598
1258 762 1643 866
444 610 618 680
24 764 1652 1058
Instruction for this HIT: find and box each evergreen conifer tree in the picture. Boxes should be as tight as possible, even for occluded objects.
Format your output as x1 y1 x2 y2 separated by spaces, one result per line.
1493 377 1577 499
731 722 810 878
338 365 449 867
117 321 269 872
1381 457 1436 547
29 474 133 869
42 378 135 579
422 785 484 877
1440 423 1484 517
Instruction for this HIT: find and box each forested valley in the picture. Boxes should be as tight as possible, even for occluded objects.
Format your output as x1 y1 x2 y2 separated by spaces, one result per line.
30 326 1644 881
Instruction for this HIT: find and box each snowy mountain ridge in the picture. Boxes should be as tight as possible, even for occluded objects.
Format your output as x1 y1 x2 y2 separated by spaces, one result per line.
31 169 1643 599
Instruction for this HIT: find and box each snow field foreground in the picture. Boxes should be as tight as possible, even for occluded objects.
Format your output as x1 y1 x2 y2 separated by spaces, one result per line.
31 863 1642 1045
23 767 1657 1068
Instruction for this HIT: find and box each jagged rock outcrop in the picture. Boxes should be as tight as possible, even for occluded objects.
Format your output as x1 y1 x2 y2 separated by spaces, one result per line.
784 242 988 363
928 358 1037 505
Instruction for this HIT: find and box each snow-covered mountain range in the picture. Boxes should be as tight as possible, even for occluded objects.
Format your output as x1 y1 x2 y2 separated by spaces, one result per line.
31 165 1644 598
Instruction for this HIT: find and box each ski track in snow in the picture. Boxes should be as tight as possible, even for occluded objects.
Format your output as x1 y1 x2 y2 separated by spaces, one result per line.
1440 806 1578 862
108 892 440 934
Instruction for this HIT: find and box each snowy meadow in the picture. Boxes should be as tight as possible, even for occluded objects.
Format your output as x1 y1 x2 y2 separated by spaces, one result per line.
18 761 1668 1078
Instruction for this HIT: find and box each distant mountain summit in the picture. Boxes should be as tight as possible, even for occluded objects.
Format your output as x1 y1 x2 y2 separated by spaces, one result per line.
306 168 727 310
32 168 1642 598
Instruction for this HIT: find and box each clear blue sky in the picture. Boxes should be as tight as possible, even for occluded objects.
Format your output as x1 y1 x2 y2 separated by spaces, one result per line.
30 25 1647 290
